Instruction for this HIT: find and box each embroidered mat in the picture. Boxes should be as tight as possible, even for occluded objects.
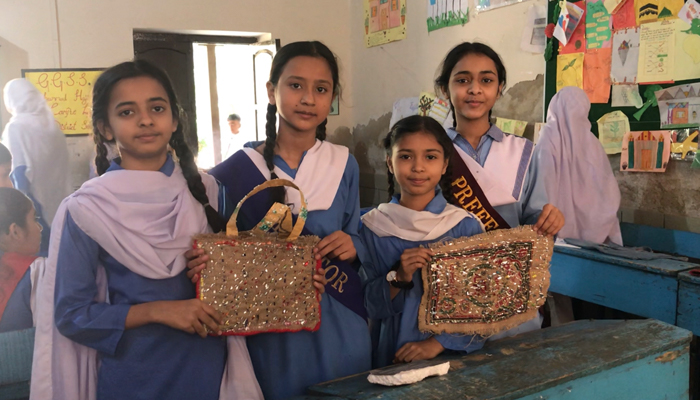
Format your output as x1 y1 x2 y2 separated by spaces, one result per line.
419 226 553 336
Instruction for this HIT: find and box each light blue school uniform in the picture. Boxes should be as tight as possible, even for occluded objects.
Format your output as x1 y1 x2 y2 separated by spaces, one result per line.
360 192 486 368
447 125 548 228
53 156 229 400
209 142 372 400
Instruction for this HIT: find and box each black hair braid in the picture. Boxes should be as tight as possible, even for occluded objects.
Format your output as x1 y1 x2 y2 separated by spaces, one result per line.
316 118 327 141
93 135 112 176
264 103 286 205
386 170 396 202
440 161 455 204
450 104 457 129
170 132 226 233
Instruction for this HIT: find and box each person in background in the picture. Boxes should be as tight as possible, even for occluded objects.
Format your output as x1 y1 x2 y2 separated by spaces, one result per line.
227 113 241 135
223 114 242 160
2 79 71 256
0 143 12 188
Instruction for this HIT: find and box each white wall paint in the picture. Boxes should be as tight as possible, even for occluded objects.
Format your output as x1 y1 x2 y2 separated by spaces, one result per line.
348 0 546 125
0 0 355 131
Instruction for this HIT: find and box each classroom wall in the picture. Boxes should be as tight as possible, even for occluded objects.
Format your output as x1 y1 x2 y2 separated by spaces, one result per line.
0 0 354 187
343 0 548 206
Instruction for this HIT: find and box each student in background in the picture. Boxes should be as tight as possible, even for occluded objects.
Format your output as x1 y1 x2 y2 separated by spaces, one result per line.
434 42 564 339
2 79 71 256
190 41 371 399
361 116 486 368
31 60 262 400
0 188 44 333
0 143 12 188
224 113 242 158
537 87 622 245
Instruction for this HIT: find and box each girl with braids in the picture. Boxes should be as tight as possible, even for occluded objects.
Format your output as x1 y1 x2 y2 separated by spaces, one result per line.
196 41 370 399
360 115 485 368
31 60 262 400
434 42 564 339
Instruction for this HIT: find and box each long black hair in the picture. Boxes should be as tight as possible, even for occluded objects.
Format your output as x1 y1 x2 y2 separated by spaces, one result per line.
434 42 507 127
383 115 455 203
264 41 340 204
0 187 33 234
91 60 225 233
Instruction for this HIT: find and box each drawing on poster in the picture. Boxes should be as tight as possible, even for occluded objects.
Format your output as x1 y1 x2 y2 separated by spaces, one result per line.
620 130 671 172
365 0 407 48
655 83 700 128
427 0 469 31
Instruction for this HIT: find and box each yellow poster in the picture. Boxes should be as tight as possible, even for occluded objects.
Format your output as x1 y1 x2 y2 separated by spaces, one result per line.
673 19 700 81
635 0 683 25
23 69 103 135
556 53 584 92
495 117 528 136
637 20 675 84
364 0 407 48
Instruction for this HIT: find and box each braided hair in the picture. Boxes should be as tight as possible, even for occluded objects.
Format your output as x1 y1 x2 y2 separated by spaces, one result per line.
434 42 507 128
91 60 226 233
263 41 339 204
383 115 455 204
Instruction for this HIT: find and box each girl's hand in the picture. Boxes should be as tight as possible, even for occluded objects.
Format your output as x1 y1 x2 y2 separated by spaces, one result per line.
313 231 357 262
534 204 565 236
397 248 433 282
185 248 209 283
313 267 328 294
156 299 222 337
394 337 444 363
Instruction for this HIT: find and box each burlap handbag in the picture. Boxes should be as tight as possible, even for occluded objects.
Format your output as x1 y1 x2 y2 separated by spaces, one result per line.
419 226 553 336
193 179 322 336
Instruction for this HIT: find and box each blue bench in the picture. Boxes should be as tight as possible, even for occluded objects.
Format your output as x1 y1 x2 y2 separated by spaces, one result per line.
0 328 34 400
305 320 691 400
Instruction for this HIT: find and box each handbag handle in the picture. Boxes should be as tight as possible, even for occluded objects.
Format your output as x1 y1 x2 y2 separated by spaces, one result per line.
227 179 308 242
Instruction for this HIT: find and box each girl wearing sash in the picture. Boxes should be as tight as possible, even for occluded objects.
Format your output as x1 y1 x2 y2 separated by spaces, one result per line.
434 42 565 338
0 188 43 333
361 115 485 368
35 61 262 400
195 41 371 399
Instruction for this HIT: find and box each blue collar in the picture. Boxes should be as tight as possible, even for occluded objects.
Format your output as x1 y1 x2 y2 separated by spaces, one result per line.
390 189 447 214
106 153 175 176
447 124 504 143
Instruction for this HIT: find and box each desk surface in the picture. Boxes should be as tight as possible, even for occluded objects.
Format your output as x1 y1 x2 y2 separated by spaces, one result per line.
309 320 691 400
554 246 696 276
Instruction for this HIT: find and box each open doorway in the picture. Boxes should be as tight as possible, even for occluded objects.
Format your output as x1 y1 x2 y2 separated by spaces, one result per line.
133 30 277 169
193 41 276 169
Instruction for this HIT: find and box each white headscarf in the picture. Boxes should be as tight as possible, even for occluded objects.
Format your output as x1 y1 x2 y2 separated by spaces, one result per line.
2 79 71 224
537 87 623 245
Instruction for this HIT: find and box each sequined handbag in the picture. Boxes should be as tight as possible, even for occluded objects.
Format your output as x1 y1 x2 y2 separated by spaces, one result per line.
193 179 322 336
419 226 553 337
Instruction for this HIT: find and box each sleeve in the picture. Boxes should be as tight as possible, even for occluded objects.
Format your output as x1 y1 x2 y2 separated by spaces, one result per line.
341 156 366 272
434 333 486 352
53 212 131 356
10 165 30 195
519 147 549 226
358 227 406 320
217 180 235 221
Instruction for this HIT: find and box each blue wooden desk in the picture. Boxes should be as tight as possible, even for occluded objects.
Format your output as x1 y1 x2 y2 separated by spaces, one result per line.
677 270 700 335
307 320 691 400
549 246 697 324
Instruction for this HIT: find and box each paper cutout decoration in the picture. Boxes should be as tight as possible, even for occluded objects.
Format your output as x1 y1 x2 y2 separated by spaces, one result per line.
655 83 700 129
390 97 421 129
611 27 640 83
586 0 613 49
560 8 587 54
635 0 683 25
419 226 554 336
365 0 407 48
612 84 644 107
475 0 526 13
674 19 700 81
427 0 469 32
557 52 585 91
634 84 663 120
693 150 700 169
428 97 453 127
678 0 700 25
670 128 699 160
597 111 631 154
613 0 638 30
496 117 528 136
637 20 675 83
583 48 613 103
620 130 672 172
604 0 624 14
555 2 586 46
522 5 548 53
